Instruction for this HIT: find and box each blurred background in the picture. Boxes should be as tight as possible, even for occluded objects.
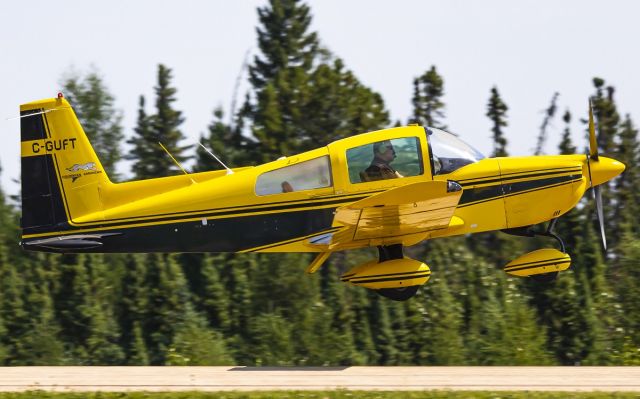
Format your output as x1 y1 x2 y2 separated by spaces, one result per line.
0 0 638 366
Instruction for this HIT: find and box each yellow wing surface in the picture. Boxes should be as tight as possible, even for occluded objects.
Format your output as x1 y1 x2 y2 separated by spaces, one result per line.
311 181 463 250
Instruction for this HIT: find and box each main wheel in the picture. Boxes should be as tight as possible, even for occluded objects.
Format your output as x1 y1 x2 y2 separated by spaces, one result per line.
531 271 558 283
376 285 419 301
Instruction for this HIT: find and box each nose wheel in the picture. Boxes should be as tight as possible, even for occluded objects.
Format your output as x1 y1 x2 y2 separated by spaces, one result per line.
502 218 567 283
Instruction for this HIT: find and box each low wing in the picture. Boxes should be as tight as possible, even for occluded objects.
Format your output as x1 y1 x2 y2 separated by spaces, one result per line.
309 180 463 250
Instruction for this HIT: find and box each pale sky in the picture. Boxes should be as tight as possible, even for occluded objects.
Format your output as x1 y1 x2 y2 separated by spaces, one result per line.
1 0 639 196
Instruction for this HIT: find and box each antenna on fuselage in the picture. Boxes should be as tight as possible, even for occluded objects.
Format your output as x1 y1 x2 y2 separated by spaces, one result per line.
158 142 197 184
197 142 234 175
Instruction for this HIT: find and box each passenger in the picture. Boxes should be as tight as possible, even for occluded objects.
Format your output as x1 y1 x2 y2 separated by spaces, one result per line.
361 140 404 182
281 181 294 193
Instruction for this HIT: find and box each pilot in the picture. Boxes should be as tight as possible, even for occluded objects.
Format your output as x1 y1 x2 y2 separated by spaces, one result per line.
361 140 404 182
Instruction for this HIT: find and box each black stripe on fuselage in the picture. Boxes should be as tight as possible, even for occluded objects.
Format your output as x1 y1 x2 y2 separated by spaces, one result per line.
244 226 343 253
458 173 582 208
49 184 381 230
456 166 582 187
23 206 337 254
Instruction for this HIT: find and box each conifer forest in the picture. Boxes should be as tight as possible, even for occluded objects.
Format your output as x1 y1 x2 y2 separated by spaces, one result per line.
0 0 638 366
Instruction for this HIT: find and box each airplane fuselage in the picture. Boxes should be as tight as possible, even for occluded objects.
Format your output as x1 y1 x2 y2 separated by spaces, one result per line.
18 100 623 255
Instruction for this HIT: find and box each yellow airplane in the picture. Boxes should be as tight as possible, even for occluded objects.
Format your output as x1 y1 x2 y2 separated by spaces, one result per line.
18 94 625 300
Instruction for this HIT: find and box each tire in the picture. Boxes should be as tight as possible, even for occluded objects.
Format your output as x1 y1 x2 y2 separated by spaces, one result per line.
376 285 419 301
531 271 558 283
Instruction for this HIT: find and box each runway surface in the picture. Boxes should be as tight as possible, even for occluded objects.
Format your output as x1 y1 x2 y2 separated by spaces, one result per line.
0 366 639 392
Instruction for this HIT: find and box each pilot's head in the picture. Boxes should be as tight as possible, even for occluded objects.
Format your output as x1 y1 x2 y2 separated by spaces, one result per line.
373 140 396 162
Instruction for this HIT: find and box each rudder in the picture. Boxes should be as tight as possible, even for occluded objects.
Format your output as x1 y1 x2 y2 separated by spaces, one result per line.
20 96 110 235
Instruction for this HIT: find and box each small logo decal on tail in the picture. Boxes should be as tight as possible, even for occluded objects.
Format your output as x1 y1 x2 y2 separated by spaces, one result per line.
63 162 102 183
66 162 97 172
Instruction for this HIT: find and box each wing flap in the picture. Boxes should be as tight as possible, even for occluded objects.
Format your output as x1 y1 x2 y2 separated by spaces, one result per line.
332 181 463 244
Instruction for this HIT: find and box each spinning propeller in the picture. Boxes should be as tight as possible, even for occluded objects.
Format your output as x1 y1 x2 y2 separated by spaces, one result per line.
585 99 625 250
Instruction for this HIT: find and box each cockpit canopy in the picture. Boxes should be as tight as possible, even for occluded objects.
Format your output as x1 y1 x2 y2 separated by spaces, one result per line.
427 127 485 175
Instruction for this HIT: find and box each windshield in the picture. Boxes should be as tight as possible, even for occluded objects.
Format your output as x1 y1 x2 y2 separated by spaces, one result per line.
427 127 485 175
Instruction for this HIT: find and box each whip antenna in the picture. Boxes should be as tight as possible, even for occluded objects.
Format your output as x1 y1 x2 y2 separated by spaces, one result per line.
158 142 196 184
198 142 234 175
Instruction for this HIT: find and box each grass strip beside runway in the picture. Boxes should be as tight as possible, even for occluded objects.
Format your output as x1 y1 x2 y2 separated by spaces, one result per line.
0 392 637 398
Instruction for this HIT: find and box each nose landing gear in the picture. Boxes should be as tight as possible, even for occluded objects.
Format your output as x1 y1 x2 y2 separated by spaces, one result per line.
503 218 571 283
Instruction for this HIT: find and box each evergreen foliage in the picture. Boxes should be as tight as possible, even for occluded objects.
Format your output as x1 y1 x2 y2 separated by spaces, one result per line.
60 69 124 179
242 0 388 162
534 92 559 155
410 66 446 129
195 108 251 171
127 65 190 179
487 86 509 157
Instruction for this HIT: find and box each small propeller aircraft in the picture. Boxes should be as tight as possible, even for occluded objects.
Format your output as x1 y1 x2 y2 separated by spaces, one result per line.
18 94 624 300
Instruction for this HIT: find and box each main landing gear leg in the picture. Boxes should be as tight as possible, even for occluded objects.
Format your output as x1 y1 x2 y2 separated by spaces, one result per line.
532 218 565 283
377 243 404 262
375 244 419 301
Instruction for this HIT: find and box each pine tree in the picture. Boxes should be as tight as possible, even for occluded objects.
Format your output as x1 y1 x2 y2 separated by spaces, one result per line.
244 0 320 162
222 256 254 363
53 254 123 364
199 254 231 332
165 307 233 365
487 86 509 157
243 0 389 162
0 184 27 363
127 96 154 179
60 69 124 179
574 218 612 364
589 77 621 247
303 58 389 146
17 258 65 365
368 293 398 365
250 0 319 90
318 252 361 365
613 115 639 237
127 65 190 179
194 108 248 172
615 232 640 363
250 312 295 366
117 254 149 364
143 253 193 364
558 110 577 154
534 92 559 155
249 253 328 365
591 78 620 154
410 65 446 129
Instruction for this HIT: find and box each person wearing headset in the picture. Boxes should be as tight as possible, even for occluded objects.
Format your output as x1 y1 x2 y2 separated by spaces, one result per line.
361 140 404 182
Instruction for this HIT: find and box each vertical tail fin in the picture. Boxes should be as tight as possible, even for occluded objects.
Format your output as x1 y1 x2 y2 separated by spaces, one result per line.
20 96 110 235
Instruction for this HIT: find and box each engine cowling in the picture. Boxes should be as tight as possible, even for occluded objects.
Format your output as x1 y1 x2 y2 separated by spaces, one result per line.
341 258 431 289
504 248 571 277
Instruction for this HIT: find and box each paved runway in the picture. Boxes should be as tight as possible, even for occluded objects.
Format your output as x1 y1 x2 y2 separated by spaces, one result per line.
0 366 639 392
